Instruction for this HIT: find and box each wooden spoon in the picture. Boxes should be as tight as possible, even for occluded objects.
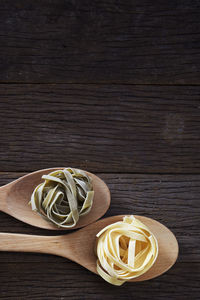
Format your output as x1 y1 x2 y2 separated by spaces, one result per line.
0 168 110 230
0 215 178 282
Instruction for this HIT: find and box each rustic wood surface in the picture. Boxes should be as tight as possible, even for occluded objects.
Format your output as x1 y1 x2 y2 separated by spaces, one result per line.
0 0 200 299
0 173 199 299
0 84 200 173
0 0 200 84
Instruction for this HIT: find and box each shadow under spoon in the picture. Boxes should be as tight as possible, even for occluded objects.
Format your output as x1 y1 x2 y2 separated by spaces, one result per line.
0 168 110 230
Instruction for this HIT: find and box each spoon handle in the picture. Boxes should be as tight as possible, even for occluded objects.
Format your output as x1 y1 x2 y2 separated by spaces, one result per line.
0 232 60 255
0 186 9 212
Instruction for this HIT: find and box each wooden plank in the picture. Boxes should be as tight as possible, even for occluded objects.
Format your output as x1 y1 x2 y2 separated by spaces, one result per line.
0 262 199 299
0 172 199 298
0 84 200 173
0 172 198 261
0 0 200 84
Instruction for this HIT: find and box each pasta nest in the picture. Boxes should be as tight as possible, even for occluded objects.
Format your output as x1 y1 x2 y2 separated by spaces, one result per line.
96 215 158 285
30 168 94 228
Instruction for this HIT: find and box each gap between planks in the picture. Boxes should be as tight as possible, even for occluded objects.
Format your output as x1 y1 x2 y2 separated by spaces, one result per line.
0 82 200 86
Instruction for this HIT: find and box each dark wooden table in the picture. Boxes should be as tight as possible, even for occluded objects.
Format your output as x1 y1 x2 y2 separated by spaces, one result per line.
0 1 199 299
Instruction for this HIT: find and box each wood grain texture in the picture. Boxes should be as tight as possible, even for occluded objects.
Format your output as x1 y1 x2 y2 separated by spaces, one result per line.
0 262 199 300
0 0 199 298
0 172 199 299
0 0 200 84
0 84 200 173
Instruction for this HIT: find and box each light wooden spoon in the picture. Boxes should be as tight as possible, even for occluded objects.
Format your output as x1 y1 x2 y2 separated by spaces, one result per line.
0 168 110 230
0 215 178 282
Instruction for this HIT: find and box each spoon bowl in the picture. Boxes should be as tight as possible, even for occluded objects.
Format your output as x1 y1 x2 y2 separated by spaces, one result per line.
0 168 110 230
0 215 178 282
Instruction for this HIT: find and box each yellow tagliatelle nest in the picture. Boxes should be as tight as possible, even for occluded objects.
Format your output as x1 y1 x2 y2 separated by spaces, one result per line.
96 216 158 285
30 168 94 228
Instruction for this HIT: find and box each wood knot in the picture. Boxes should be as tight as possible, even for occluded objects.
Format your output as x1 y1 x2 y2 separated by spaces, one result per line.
163 113 184 144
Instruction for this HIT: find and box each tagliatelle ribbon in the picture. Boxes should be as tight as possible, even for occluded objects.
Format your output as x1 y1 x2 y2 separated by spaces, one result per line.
96 215 158 286
30 168 94 228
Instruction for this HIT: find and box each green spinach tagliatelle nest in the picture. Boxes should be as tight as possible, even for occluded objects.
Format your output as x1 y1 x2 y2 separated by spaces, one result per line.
30 168 94 228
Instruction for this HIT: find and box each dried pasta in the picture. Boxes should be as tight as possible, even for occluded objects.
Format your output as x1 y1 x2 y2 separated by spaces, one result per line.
96 215 158 285
30 168 94 228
